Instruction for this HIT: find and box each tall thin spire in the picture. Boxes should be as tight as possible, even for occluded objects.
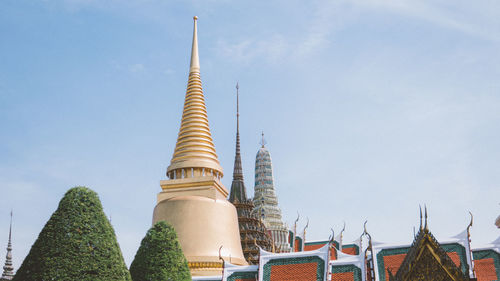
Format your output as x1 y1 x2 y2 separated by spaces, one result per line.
167 16 223 178
229 83 246 202
233 82 243 180
190 16 200 73
1 211 14 280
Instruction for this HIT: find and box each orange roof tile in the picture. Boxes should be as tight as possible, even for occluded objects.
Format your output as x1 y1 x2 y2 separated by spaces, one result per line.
269 262 318 281
330 272 354 281
475 258 498 281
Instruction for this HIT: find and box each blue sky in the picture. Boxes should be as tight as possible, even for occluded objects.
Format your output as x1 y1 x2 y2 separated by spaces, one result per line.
1 0 499 268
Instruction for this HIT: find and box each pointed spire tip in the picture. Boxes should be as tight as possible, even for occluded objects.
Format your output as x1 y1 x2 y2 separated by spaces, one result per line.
189 16 200 72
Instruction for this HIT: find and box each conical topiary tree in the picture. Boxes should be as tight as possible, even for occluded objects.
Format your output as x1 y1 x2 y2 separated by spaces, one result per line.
13 186 131 281
129 221 191 281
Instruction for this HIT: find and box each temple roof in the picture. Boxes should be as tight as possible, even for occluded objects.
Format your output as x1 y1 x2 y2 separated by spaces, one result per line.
389 227 469 281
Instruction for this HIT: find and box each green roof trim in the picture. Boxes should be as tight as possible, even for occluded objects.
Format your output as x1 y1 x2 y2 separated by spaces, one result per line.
262 255 325 281
330 264 362 281
227 271 257 281
295 236 303 252
472 249 500 280
342 244 360 255
441 243 469 276
376 246 410 281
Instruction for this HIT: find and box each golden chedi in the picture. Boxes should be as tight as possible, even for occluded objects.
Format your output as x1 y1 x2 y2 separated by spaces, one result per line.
153 16 247 276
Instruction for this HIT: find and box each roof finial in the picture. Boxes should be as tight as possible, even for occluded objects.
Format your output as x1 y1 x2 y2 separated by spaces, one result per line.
2 210 14 280
260 131 266 148
303 217 309 243
467 211 476 278
292 212 300 252
329 228 335 244
419 205 423 231
190 16 200 73
362 220 373 251
338 221 346 250
424 205 428 231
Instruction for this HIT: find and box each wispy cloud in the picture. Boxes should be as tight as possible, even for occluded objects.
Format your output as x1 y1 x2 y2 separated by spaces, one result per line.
346 0 500 42
218 0 500 65
216 35 287 65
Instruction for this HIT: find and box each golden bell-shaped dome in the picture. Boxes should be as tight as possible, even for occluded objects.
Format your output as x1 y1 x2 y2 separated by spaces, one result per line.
154 17 246 276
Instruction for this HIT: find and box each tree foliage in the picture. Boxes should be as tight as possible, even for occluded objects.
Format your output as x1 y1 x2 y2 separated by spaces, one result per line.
13 186 131 281
130 221 191 281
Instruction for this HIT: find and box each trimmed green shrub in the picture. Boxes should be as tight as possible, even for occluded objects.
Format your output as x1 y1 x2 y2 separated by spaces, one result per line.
130 221 191 281
13 187 131 281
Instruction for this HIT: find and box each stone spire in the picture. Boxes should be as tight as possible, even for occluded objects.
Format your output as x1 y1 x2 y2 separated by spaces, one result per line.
252 138 292 253
1 211 14 281
166 16 223 180
228 86 274 264
229 83 246 202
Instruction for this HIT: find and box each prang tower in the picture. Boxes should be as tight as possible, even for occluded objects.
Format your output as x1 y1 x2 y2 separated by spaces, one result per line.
252 136 292 252
153 17 246 276
228 84 274 264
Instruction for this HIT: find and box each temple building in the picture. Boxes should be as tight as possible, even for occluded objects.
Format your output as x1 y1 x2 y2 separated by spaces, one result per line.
228 84 274 264
1 212 13 281
251 136 292 253
192 209 500 281
152 16 246 276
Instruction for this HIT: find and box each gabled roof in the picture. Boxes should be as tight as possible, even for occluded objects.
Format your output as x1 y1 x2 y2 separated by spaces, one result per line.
389 229 468 281
329 243 366 281
258 244 330 281
372 228 473 281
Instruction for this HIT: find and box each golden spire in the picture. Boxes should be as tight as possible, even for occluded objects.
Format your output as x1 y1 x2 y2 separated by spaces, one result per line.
167 16 223 178
190 16 200 73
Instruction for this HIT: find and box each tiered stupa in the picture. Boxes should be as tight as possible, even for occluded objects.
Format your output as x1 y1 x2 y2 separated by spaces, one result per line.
153 17 246 276
228 83 274 264
1 212 14 281
252 136 292 253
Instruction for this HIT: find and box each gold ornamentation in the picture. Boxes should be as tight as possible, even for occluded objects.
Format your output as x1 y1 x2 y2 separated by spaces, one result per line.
188 261 223 269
